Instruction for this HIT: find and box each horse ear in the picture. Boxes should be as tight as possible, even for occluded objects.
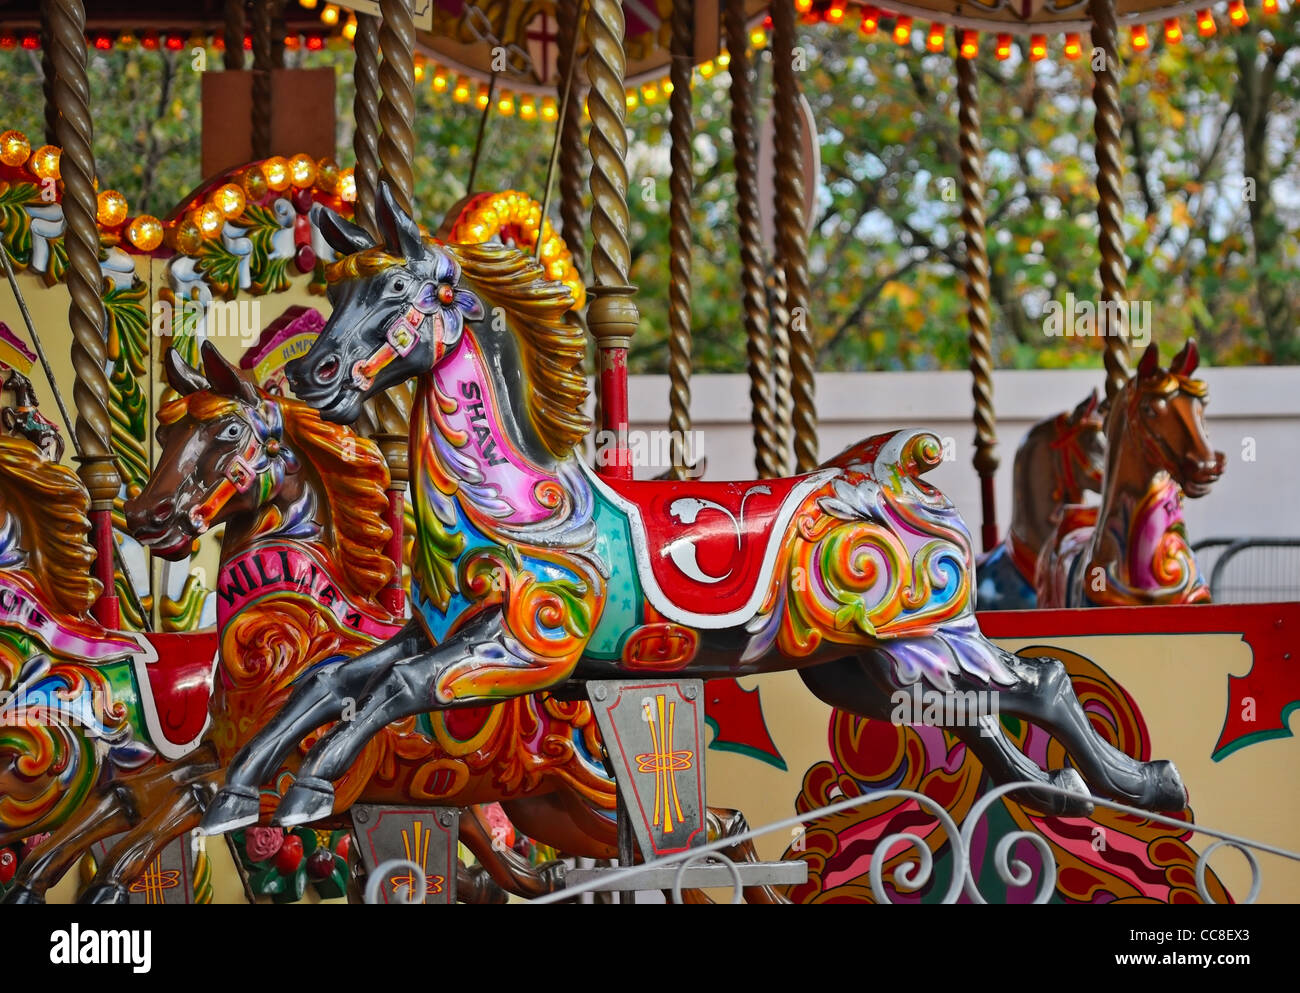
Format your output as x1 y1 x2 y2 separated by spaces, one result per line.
1072 388 1100 422
200 340 258 405
164 347 209 396
375 182 426 262
1137 341 1160 379
311 204 376 256
1172 338 1199 377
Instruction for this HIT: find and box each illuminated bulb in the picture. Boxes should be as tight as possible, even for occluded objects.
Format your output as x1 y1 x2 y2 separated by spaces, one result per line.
893 15 912 44
97 190 128 227
343 14 357 41
540 96 558 121
321 5 339 26
1130 23 1149 51
338 168 356 203
1063 32 1082 58
642 82 660 103
827 1 846 25
306 35 324 50
519 96 537 120
1029 33 1047 60
717 50 730 68
289 153 317 187
0 129 30 168
1262 0 1278 13
414 62 425 83
165 33 183 51
118 31 137 48
960 30 978 58
300 0 318 8
926 23 944 52
29 145 60 181
127 215 164 252
699 59 715 78
20 33 37 50
1228 0 1248 25
1197 9 1217 35
749 27 767 47
625 89 638 110
662 77 674 95
794 0 812 12
476 85 490 110
174 220 203 256
1164 18 1183 42
261 156 291 192
498 93 516 116
432 67 448 93
859 6 879 35
995 33 1012 60
453 76 471 102
213 183 246 218
192 204 225 239
316 158 340 192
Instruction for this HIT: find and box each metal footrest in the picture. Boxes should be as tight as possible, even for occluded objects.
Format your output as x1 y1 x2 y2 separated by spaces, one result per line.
566 859 807 892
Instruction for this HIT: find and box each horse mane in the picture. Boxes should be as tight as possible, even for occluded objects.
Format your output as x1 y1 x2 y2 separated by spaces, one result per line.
162 389 395 602
0 436 99 617
444 242 591 458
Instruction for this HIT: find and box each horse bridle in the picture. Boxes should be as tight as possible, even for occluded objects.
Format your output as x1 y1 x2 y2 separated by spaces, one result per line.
351 280 465 391
189 402 290 534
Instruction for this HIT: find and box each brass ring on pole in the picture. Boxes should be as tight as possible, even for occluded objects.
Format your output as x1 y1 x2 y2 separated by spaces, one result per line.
957 56 999 552
353 12 382 238
665 0 694 481
726 0 780 480
378 0 417 218
771 0 817 473
1090 0 1131 400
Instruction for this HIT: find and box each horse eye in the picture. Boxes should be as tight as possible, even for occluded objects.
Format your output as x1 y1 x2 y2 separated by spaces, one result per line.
217 423 243 442
392 279 405 294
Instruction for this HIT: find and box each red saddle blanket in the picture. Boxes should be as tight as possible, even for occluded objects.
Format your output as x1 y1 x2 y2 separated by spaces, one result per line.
588 467 835 628
134 631 219 760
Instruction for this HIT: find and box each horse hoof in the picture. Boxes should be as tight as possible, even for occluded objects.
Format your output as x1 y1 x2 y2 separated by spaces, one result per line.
80 883 129 905
197 784 261 836
272 776 335 828
1049 767 1094 817
1 884 45 905
1146 760 1187 812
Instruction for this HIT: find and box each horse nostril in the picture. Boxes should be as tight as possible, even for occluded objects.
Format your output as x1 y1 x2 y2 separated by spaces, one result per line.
152 499 175 523
317 356 340 383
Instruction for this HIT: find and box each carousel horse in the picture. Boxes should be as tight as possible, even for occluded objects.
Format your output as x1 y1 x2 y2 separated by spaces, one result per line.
201 185 1188 841
1036 340 1223 608
1 370 65 463
9 344 781 903
975 391 1105 610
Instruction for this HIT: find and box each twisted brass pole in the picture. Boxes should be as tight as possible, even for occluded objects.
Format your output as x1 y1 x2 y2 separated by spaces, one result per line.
352 13 382 238
556 0 586 280
378 0 416 218
727 0 780 480
957 56 999 553
224 0 246 71
51 0 120 625
585 0 638 479
39 2 57 144
251 0 276 159
1090 0 1131 400
665 0 694 481
771 0 817 473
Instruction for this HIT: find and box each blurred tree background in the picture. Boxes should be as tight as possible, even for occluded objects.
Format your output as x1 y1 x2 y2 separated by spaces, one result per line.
0 9 1294 372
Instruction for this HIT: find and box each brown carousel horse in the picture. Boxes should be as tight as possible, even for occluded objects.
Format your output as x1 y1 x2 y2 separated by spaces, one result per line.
1036 340 1224 607
975 391 1106 610
7 343 780 903
203 185 1187 844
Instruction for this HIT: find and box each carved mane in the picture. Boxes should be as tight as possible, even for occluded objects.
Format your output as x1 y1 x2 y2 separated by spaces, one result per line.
160 389 394 602
0 435 99 617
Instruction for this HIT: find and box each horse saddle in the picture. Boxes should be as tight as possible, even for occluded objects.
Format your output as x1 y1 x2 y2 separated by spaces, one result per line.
585 465 836 629
132 631 219 760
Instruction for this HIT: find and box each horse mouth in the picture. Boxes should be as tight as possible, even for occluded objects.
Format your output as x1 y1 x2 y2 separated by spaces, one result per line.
133 524 194 560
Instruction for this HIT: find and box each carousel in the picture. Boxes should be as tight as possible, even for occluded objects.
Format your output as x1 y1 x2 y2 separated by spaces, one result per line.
0 0 1294 906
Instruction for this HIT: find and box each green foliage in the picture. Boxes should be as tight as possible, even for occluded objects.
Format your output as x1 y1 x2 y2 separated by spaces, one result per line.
0 20 1293 372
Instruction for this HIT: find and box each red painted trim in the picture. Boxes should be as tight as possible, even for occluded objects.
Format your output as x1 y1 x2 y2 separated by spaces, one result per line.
597 347 631 480
382 487 406 617
90 508 120 629
977 601 1297 639
979 473 998 553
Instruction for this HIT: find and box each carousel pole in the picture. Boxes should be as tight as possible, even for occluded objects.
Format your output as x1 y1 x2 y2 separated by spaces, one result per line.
352 13 383 238
585 0 638 480
726 0 780 480
39 2 57 145
556 0 587 281
224 0 247 71
1090 0 1132 400
49 0 119 627
956 55 999 553
665 0 695 481
372 0 419 616
771 0 817 473
251 0 281 159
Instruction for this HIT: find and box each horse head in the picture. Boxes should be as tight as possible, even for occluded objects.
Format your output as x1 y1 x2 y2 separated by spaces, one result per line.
1126 339 1224 499
1050 389 1107 504
125 342 302 560
287 183 484 426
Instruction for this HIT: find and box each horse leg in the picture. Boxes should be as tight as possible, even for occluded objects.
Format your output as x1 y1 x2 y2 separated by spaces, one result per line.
274 611 572 827
455 802 569 900
202 619 429 835
991 646 1185 811
79 776 216 904
799 653 1090 817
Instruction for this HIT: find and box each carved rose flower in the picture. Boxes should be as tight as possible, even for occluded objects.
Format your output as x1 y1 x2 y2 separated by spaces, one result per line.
245 826 285 862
